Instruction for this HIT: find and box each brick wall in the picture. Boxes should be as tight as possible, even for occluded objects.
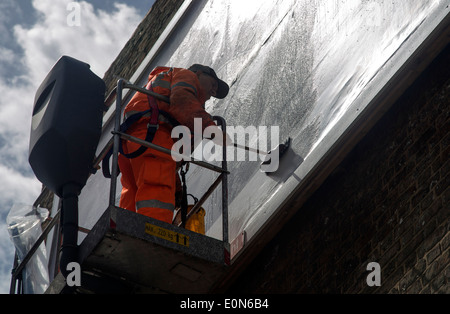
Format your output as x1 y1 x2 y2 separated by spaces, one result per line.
228 45 449 294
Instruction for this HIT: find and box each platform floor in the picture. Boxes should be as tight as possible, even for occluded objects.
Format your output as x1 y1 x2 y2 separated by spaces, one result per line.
46 206 229 294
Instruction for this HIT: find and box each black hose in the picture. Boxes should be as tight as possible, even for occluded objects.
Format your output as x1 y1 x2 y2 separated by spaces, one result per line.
59 183 81 278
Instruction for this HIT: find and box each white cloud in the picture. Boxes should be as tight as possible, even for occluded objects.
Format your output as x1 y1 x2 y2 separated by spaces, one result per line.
0 165 42 204
0 47 15 64
0 0 144 293
14 0 142 83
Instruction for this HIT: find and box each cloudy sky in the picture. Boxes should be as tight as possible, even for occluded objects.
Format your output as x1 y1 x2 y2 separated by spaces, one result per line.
0 0 155 294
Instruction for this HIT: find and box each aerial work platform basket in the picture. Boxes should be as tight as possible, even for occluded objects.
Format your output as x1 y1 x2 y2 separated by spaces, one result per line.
46 206 230 294
11 66 232 294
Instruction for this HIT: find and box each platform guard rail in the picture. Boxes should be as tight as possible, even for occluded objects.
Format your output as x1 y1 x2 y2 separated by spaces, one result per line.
10 79 229 294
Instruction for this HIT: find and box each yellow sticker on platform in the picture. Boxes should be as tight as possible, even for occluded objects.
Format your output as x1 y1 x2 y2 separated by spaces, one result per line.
145 223 189 247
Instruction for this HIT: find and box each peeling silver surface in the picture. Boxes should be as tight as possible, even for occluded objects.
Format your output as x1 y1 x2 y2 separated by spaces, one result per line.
76 0 449 249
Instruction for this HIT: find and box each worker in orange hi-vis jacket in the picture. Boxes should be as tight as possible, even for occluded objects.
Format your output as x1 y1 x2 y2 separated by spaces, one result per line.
118 64 230 224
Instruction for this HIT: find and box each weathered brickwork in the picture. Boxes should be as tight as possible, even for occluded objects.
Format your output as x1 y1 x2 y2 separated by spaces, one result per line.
229 45 449 294
102 0 184 95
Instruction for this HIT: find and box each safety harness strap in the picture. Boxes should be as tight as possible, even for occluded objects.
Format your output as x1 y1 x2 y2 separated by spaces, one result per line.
102 82 162 178
119 82 160 159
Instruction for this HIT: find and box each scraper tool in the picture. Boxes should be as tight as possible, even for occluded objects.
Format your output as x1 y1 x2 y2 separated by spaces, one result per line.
233 137 292 171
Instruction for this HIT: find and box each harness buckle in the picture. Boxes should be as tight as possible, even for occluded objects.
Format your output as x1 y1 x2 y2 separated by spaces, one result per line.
147 123 159 131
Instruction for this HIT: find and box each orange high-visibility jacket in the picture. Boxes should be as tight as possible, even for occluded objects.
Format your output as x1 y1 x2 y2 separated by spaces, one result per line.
124 66 217 134
119 67 217 223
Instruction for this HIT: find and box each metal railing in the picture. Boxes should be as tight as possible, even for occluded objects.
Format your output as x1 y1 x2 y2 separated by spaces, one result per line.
108 79 229 242
10 79 230 293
